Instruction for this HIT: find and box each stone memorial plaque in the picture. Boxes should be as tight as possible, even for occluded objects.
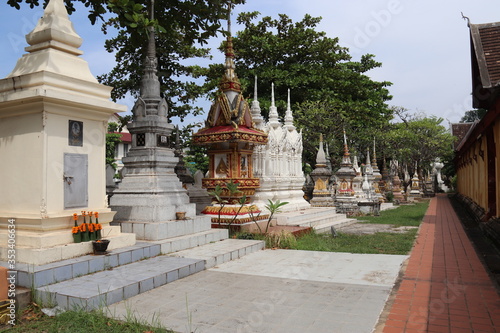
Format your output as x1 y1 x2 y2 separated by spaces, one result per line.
157 134 169 147
68 120 83 146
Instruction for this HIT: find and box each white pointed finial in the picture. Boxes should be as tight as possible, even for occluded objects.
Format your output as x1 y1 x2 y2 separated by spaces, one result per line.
271 82 276 107
284 88 295 130
287 88 291 108
254 75 258 101
250 75 264 127
268 82 280 128
316 134 327 165
25 0 82 49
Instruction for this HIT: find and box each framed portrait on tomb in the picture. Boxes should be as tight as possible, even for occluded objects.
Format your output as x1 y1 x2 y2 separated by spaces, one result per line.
68 120 83 146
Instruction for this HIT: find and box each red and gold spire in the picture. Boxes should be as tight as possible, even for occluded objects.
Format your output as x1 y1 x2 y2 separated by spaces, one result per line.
219 4 241 93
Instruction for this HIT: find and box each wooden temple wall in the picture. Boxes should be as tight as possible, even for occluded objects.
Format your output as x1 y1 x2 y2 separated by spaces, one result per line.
456 106 500 219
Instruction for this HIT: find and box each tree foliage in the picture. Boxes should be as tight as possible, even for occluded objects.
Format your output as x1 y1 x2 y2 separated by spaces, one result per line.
382 114 455 173
8 0 245 121
198 12 393 166
106 122 122 169
460 108 487 123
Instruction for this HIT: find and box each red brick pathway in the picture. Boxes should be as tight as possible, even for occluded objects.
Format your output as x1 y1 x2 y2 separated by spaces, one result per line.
382 194 500 333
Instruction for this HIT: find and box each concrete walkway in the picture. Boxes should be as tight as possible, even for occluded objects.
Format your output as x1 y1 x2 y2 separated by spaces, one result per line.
381 194 500 332
107 250 407 333
107 194 500 332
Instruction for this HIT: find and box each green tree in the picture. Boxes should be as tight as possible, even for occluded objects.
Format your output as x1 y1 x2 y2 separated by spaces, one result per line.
9 0 245 121
460 108 487 123
198 12 393 166
383 115 455 174
106 122 122 170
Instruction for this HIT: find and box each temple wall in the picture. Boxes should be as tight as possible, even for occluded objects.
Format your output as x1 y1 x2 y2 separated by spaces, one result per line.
0 112 44 214
456 105 499 219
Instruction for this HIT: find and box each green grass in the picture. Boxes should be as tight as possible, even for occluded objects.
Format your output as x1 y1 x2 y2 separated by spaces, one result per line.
292 229 419 255
4 305 172 333
355 200 430 226
291 201 430 255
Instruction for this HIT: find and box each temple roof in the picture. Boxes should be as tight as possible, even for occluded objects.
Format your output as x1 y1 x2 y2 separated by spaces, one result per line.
451 122 475 150
469 21 500 108
193 8 266 145
193 125 267 145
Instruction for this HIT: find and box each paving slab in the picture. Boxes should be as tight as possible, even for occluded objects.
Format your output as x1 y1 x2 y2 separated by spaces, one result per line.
214 249 407 287
107 249 407 333
37 256 204 310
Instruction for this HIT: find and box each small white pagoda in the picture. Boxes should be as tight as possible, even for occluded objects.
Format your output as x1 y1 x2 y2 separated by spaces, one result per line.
251 82 309 211
334 131 358 213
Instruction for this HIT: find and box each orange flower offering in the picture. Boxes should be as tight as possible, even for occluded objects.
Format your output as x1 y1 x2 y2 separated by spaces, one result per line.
94 212 99 218
79 223 87 232
72 226 79 234
73 213 78 220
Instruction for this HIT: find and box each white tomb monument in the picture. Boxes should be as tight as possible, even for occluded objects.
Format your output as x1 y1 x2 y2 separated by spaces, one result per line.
0 0 135 264
251 83 309 211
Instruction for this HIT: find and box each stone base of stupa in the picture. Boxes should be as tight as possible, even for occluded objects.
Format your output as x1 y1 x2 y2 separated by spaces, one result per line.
335 196 360 216
409 189 423 200
310 187 335 208
0 223 136 265
202 204 269 231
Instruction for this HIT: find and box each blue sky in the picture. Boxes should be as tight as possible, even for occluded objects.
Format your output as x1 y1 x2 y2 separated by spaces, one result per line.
2 0 500 126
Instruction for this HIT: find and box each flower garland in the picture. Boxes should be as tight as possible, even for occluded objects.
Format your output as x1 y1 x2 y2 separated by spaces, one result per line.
80 211 90 242
72 213 81 243
94 212 102 240
72 211 104 243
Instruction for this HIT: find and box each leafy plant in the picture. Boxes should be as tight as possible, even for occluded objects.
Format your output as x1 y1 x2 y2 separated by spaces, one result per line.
248 199 288 234
207 181 244 230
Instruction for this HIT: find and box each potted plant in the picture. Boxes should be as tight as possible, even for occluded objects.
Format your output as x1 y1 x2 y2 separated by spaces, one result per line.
92 239 110 255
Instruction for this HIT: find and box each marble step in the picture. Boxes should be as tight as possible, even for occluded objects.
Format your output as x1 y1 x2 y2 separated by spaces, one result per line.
170 238 265 269
313 218 358 234
35 238 265 310
120 215 212 241
12 228 228 288
36 255 204 310
275 207 347 227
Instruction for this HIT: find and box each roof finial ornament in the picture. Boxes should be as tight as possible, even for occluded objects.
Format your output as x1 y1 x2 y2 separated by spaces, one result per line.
268 82 280 127
461 12 470 27
219 1 241 92
284 88 295 130
254 75 258 101
343 128 350 156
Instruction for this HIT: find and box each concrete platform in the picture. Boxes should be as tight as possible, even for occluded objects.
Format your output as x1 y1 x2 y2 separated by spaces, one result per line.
108 249 407 333
170 239 265 268
7 228 228 289
37 255 204 311
275 207 357 233
30 238 264 311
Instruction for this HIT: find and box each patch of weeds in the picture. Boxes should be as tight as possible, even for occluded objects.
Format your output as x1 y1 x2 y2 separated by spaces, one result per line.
265 231 297 249
292 229 418 255
234 232 266 241
355 201 429 227
4 304 173 332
